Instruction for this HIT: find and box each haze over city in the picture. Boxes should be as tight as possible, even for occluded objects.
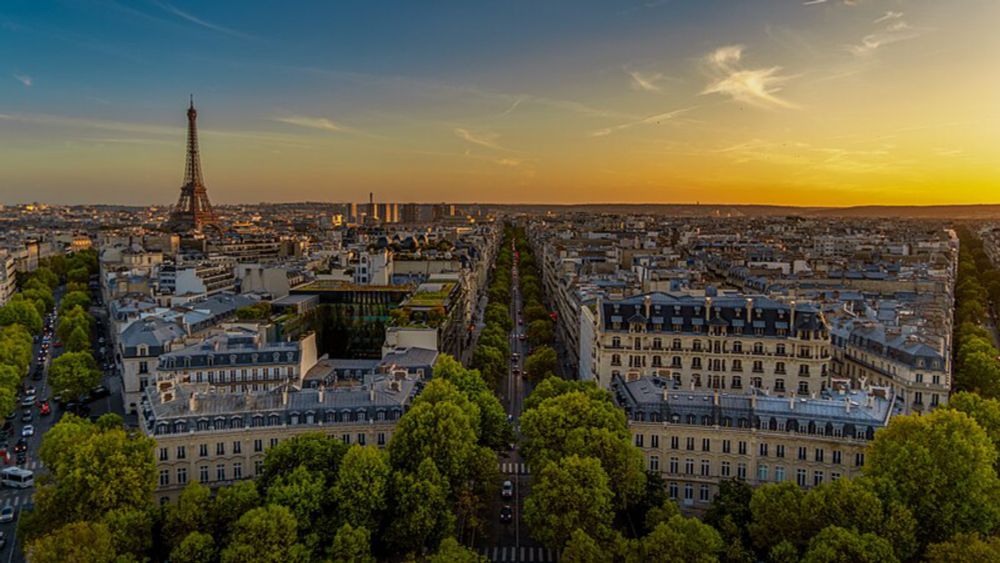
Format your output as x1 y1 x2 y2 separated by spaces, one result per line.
2 0 999 206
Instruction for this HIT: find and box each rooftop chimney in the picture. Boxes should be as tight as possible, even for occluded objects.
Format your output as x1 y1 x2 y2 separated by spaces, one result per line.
282 386 289 406
189 391 198 412
318 384 325 403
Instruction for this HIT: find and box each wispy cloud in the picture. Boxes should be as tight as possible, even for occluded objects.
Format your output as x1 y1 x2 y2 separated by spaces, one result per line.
454 128 516 152
498 95 527 117
701 45 796 109
149 0 253 39
802 0 859 6
590 106 696 137
13 74 32 87
874 11 903 23
273 115 348 133
626 69 663 92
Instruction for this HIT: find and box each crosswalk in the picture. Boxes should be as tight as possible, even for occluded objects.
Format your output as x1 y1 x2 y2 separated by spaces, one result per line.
1 492 33 508
480 546 559 562
499 462 530 475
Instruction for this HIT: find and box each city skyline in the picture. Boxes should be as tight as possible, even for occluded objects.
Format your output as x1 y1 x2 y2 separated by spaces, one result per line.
2 1 998 206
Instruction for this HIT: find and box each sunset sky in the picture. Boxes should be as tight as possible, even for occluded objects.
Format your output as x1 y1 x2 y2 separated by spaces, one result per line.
1 0 998 206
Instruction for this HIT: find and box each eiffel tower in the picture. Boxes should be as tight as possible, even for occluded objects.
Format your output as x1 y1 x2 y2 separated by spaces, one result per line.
166 96 219 232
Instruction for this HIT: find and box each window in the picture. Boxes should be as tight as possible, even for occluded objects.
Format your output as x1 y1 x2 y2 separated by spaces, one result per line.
813 471 824 486
701 460 711 476
651 435 660 448
797 469 807 487
216 464 226 482
700 485 710 502
931 394 940 406
758 464 768 482
684 483 694 502
233 441 242 454
722 440 731 454
737 463 746 480
255 460 264 475
832 450 842 464
775 466 785 482
831 472 841 481
775 379 785 392
738 441 747 455
671 436 680 449
685 458 694 475
798 381 809 394
855 453 865 467
254 439 263 453
759 443 768 457
650 455 659 471
377 433 386 446
775 362 786 375
686 437 695 451
358 434 366 446
669 457 679 474
702 438 711 452
199 466 209 483
270 438 279 448
159 447 168 462
721 461 731 477
798 447 807 461
177 467 187 485
342 434 351 444
159 470 169 487
233 463 242 480
776 445 785 458
176 446 186 460
669 482 678 499
635 434 644 447
815 449 824 462
216 442 225 456
752 360 763 373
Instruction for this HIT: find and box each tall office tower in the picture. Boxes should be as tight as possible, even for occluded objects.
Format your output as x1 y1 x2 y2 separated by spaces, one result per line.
166 97 219 232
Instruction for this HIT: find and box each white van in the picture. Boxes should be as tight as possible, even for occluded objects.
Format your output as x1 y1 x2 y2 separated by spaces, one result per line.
0 467 34 489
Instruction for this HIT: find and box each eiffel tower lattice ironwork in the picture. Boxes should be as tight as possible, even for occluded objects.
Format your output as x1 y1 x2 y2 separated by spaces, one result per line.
166 96 219 232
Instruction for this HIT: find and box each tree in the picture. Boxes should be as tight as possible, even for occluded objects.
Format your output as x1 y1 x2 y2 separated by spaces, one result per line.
265 465 327 530
748 481 807 553
426 537 486 563
641 516 724 563
57 305 91 343
21 415 155 545
432 355 511 449
525 345 557 380
925 533 1000 562
48 351 102 401
0 299 43 334
948 391 1000 471
520 390 629 473
526 319 554 347
865 409 1000 544
800 526 897 563
221 505 308 563
59 290 92 316
524 455 614 549
25 521 116 563
163 482 213 548
103 507 153 560
211 481 261 537
333 445 390 531
66 266 90 284
258 433 347 491
523 304 550 324
563 426 645 509
802 477 884 539
385 459 454 556
329 523 374 563
171 532 217 563
524 376 612 412
66 324 91 353
705 478 754 558
562 529 607 563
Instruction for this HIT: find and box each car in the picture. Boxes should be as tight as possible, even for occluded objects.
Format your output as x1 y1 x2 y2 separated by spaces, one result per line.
0 507 14 523
507 414 514 424
511 368 520 375
20 411 31 423
500 505 513 523
53 340 62 348
1 422 11 436
19 396 34 408
24 386 35 396
518 334 527 341
39 402 50 416
31 370 43 381
90 385 110 399
0 529 7 549
502 480 514 498
20 426 33 438
12 439 27 454
15 452 26 465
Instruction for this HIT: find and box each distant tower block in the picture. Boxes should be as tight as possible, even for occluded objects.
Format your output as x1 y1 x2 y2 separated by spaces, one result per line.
166 97 219 232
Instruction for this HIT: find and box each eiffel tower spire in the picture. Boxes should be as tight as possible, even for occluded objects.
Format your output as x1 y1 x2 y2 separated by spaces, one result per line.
166 96 218 232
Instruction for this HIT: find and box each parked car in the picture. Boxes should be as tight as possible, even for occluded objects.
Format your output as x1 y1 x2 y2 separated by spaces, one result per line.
90 385 110 399
0 529 7 549
500 505 513 523
20 410 31 423
502 480 514 498
20 426 33 438
0 507 13 523
19 397 34 408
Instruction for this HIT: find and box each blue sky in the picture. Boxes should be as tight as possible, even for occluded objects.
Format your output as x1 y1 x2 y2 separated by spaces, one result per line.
2 1 998 205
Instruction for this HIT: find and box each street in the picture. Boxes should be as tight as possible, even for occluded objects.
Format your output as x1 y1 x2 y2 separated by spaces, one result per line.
478 241 555 562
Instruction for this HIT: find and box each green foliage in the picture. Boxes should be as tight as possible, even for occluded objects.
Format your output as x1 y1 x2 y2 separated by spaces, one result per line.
800 525 898 563
433 355 512 449
333 445 391 531
59 290 92 316
171 532 217 563
236 302 272 320
925 532 1000 562
0 298 43 334
642 515 724 563
524 455 615 549
525 345 557 380
25 521 117 563
265 465 327 531
523 303 550 324
526 318 554 347
561 529 607 563
426 537 487 562
163 482 213 549
220 505 308 563
948 391 1000 471
866 409 1000 545
329 523 374 563
66 324 91 353
386 458 455 556
748 481 808 553
49 351 102 400
257 432 347 492
57 305 92 343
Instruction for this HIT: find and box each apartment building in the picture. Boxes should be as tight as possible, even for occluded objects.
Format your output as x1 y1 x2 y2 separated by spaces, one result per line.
614 375 896 511
143 374 417 502
591 292 831 394
0 250 16 306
